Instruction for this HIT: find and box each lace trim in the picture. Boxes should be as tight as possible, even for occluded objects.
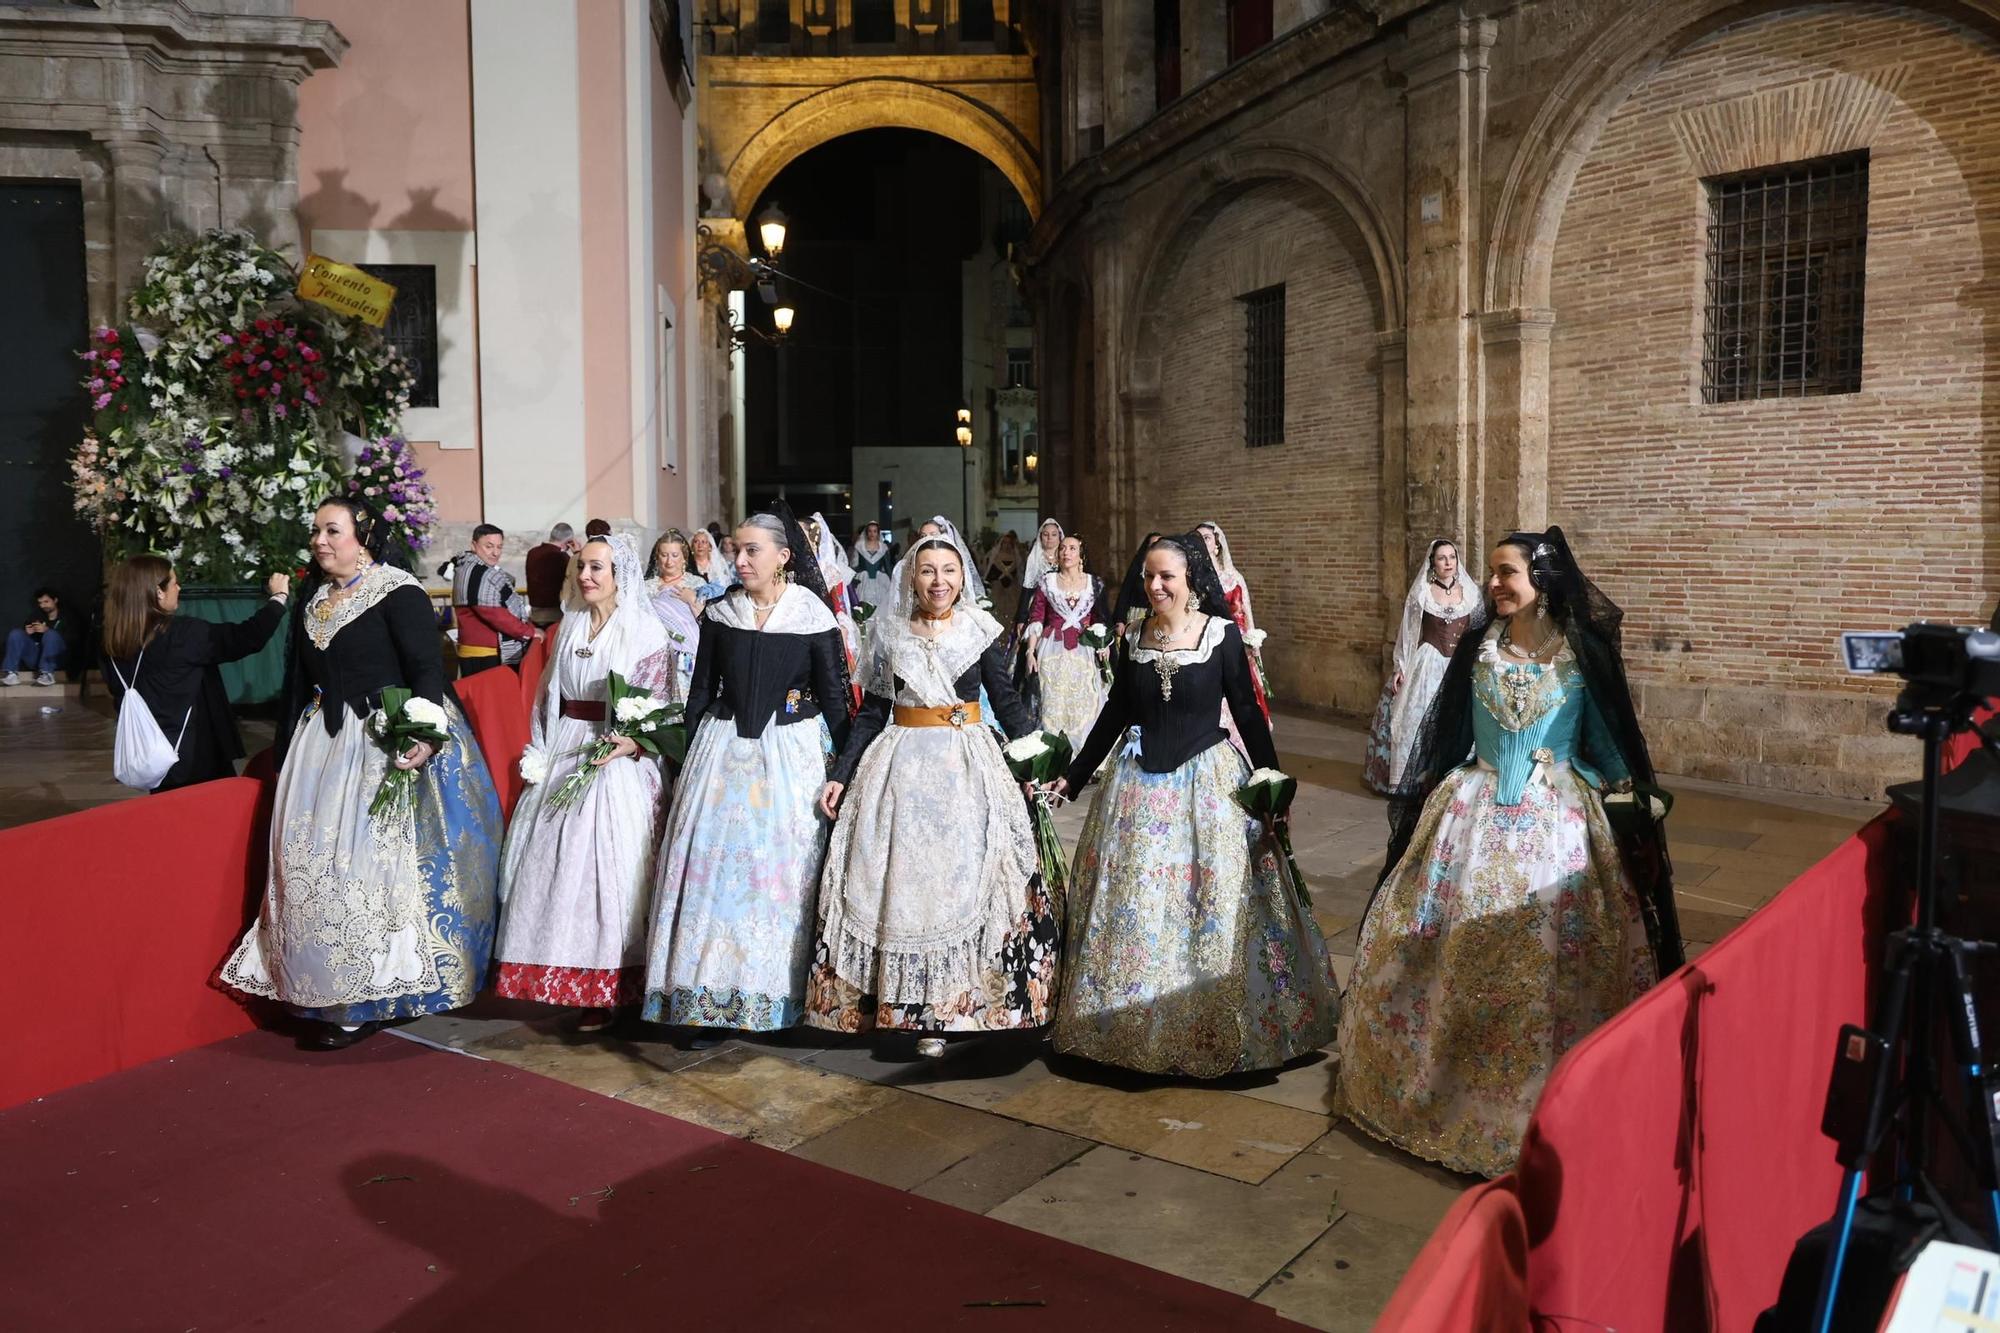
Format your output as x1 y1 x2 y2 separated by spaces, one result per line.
1127 614 1228 665
1474 626 1582 733
304 564 420 651
704 582 835 635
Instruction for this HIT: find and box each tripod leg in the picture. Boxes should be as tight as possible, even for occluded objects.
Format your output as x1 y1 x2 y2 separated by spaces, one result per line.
1943 943 2000 1243
1814 938 1919 1333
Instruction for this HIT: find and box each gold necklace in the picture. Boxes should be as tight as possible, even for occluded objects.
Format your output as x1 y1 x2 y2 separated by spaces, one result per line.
312 568 367 622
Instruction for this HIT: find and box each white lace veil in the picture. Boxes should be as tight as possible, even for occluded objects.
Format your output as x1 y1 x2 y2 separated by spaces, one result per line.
536 532 672 747
928 515 986 600
1020 516 1064 594
1198 520 1253 625
1393 536 1485 673
810 511 855 586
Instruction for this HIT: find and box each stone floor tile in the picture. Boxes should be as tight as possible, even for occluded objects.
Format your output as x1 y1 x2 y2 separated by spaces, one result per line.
1254 1212 1433 1332
991 1071 1329 1184
789 1093 1024 1189
1669 822 1763 851
1218 1053 1339 1117
466 1025 722 1097
987 1144 1347 1297
1298 1121 1473 1232
398 1012 532 1051
802 1034 1058 1111
617 1046 897 1150
1675 905 1748 944
910 1122 1093 1214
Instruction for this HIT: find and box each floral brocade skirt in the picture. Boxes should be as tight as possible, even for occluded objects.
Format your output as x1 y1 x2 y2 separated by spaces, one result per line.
641 713 832 1030
220 701 501 1024
1036 640 1106 756
1052 738 1340 1077
1336 764 1656 1177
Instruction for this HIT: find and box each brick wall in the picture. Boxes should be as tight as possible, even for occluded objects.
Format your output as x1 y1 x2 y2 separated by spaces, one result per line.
1144 177 1383 712
1547 6 2000 800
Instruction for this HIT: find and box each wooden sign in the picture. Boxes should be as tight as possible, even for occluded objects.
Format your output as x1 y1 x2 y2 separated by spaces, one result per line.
297 254 396 327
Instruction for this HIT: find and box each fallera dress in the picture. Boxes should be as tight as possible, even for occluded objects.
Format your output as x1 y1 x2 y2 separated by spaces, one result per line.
1338 624 1657 1176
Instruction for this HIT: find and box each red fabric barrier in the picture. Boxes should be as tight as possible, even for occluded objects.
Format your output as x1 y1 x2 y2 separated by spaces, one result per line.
517 633 550 718
1392 815 1899 1330
0 778 271 1109
1374 1179 1531 1332
454 665 531 822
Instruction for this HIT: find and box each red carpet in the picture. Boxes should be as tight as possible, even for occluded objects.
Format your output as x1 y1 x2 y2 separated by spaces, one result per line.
0 1032 1304 1332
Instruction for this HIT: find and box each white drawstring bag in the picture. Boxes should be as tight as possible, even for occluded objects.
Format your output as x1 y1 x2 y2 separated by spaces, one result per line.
110 647 192 790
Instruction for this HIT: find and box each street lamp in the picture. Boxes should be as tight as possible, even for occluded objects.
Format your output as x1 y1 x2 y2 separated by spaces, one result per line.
955 407 974 534
773 304 796 337
757 203 789 259
955 407 973 448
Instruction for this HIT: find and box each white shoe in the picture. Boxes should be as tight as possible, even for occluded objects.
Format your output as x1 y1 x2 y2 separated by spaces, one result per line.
34 673 54 687
0 672 17 686
915 1037 947 1059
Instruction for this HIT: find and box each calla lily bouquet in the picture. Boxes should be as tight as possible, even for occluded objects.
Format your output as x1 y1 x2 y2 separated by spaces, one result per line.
850 601 876 626
368 688 451 823
1002 730 1074 916
1234 766 1309 906
542 670 686 815
1242 627 1272 696
976 595 995 613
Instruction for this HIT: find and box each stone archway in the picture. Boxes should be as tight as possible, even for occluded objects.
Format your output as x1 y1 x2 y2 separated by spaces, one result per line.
717 76 1042 220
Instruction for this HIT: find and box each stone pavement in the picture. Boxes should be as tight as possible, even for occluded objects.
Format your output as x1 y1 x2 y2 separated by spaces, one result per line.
4 694 1879 1327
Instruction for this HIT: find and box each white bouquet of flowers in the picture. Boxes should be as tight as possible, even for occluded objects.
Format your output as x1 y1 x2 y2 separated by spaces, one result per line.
368 689 451 823
543 671 686 815
1234 766 1308 905
1002 730 1075 919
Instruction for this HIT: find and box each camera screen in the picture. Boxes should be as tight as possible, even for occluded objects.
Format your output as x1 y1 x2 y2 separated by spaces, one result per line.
1841 632 1904 675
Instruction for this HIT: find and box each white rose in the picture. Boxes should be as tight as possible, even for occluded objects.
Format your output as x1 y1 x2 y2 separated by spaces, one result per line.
519 746 550 785
614 694 663 724
1003 733 1049 762
1245 767 1290 788
1243 629 1268 650
402 697 448 732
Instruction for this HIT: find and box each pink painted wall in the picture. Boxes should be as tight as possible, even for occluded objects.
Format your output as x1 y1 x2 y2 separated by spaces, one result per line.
295 0 476 231
652 42 693 530
577 2 633 523
296 0 483 523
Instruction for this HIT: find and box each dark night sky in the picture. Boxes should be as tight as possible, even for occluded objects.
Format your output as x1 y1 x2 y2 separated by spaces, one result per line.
744 129 988 494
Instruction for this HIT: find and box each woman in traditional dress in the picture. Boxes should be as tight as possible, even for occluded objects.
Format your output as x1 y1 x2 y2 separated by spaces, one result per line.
1337 527 1680 1177
1020 519 1064 612
221 498 502 1049
807 511 862 706
642 504 853 1032
849 521 895 612
644 529 705 703
1197 522 1270 724
1361 538 1485 794
494 533 674 1030
806 534 1055 1054
689 527 733 595
1045 534 1339 1077
982 530 1023 617
1022 534 1109 753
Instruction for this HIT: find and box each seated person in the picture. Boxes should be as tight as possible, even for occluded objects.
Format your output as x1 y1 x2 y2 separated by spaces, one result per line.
3 587 75 687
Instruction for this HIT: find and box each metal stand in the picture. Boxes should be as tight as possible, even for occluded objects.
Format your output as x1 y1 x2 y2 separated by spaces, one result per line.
1811 697 2000 1333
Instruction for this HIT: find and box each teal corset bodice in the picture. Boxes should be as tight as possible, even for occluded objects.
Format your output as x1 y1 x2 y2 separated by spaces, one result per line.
1470 633 1629 806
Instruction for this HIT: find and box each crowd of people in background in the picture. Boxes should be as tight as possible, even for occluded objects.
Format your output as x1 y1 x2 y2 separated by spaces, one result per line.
72 496 1677 1181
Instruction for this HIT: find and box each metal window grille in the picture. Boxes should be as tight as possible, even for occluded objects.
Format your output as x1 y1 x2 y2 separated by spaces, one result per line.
1006 345 1034 389
357 263 440 409
1702 152 1867 403
1242 284 1285 447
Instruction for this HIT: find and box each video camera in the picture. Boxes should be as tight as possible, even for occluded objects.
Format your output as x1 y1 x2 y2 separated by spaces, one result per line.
1842 623 2000 710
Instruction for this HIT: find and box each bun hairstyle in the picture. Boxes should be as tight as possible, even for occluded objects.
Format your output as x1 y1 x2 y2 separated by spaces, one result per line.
1497 531 1574 623
740 512 793 557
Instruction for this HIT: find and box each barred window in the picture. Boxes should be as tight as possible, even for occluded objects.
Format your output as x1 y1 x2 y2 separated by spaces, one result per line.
1006 345 1034 389
1241 284 1285 447
357 263 440 409
1702 152 1867 403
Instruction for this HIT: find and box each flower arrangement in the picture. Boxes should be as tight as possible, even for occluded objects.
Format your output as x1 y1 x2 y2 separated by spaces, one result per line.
1234 767 1308 905
534 671 687 815
369 689 451 822
1079 622 1114 684
70 228 419 580
1002 730 1075 920
345 436 439 569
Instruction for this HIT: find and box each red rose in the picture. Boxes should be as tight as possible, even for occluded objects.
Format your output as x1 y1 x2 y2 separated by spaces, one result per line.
236 389 248 399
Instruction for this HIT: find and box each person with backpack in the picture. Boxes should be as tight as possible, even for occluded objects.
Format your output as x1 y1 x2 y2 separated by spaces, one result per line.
101 554 290 793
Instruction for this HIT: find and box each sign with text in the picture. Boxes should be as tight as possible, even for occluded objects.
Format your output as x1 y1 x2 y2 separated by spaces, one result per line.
297 254 396 327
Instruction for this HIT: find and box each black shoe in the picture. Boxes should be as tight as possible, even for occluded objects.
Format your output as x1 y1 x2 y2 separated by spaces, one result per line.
308 1021 381 1050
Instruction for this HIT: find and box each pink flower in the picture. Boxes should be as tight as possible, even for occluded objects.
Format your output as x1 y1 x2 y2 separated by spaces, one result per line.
93 393 113 410
88 378 105 391
272 403 288 418
82 350 98 362
219 334 235 345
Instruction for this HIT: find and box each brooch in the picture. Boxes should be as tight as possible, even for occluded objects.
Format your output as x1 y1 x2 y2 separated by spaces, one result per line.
784 688 802 715
948 703 969 728
1532 747 1554 765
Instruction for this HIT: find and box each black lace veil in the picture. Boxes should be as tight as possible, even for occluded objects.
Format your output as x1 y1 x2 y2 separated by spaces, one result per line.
1111 531 1166 628
1163 531 1233 620
1380 525 1683 974
748 498 853 713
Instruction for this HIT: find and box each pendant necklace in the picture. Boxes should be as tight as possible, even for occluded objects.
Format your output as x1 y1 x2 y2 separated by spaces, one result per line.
313 567 368 623
1149 614 1188 701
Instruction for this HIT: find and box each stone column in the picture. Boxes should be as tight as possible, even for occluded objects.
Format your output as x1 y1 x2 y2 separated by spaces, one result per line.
1478 307 1555 550
1103 0 1155 141
1375 330 1409 652
1392 10 1495 575
99 135 169 298
1180 0 1226 87
1066 0 1106 159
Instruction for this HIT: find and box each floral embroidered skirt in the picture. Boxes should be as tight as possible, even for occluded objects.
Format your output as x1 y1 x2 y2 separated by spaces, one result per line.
803 722 1058 1034
1037 640 1106 756
493 712 665 1009
1053 738 1340 1077
1361 677 1399 793
220 701 501 1024
1337 764 1656 1177
641 713 831 1030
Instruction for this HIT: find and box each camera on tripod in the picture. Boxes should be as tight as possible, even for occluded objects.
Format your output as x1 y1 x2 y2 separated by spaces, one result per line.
1842 623 2000 712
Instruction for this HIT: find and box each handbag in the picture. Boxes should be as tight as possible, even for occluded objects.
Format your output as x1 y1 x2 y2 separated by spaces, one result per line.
110 646 192 790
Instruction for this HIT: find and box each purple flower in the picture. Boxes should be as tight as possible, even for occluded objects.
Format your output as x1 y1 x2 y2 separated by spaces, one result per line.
272 403 288 419
88 378 105 391
258 360 271 372
219 334 235 345
82 350 98 363
180 461 198 474
93 393 112 410
218 466 234 479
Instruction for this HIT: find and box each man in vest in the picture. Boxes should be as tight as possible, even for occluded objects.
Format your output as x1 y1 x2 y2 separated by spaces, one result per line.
450 524 537 676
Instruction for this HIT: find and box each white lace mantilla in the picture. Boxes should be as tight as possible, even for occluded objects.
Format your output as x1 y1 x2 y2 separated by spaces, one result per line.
1127 614 1228 665
863 604 1004 701
704 582 836 636
304 563 420 650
